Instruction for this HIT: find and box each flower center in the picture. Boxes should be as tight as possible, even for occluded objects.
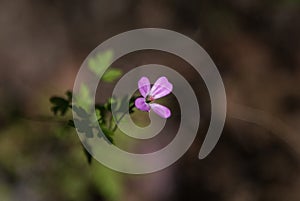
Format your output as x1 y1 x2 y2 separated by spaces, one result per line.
146 95 155 103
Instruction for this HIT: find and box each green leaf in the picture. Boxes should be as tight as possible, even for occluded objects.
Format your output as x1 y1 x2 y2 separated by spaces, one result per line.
87 50 122 83
73 118 94 138
50 97 67 105
95 104 106 124
104 97 118 112
102 68 122 83
129 95 137 113
95 108 101 121
75 84 92 112
99 124 114 144
50 97 69 116
73 106 89 118
65 90 72 102
88 50 114 77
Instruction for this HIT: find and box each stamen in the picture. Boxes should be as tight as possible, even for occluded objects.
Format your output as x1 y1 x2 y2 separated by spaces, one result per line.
146 95 155 103
149 96 155 101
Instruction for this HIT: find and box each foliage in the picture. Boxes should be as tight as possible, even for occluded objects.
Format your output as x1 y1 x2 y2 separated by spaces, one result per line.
88 49 122 82
50 50 136 164
50 91 72 116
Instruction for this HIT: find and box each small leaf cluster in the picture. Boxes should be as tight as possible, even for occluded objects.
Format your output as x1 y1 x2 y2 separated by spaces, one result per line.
50 91 72 116
50 91 137 164
49 50 136 164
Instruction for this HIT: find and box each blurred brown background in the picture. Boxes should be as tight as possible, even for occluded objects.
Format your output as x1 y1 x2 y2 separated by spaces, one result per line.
0 0 300 201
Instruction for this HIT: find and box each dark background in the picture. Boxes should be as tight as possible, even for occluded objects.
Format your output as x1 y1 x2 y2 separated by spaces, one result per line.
0 0 300 201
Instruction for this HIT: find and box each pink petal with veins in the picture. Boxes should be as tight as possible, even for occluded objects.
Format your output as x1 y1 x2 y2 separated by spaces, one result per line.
135 97 151 112
138 76 150 98
150 76 173 99
150 103 171 118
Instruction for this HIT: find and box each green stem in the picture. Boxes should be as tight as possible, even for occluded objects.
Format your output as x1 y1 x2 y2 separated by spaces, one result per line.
112 105 135 132
108 113 113 130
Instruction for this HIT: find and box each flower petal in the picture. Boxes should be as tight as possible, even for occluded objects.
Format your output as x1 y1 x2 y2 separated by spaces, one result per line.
135 97 151 112
149 103 171 118
138 76 151 98
150 76 173 99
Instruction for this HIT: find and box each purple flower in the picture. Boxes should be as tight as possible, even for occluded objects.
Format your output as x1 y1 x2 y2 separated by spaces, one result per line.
135 76 173 118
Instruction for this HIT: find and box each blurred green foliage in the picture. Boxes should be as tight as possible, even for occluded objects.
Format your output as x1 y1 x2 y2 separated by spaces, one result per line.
49 50 138 168
47 50 133 201
88 50 122 83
